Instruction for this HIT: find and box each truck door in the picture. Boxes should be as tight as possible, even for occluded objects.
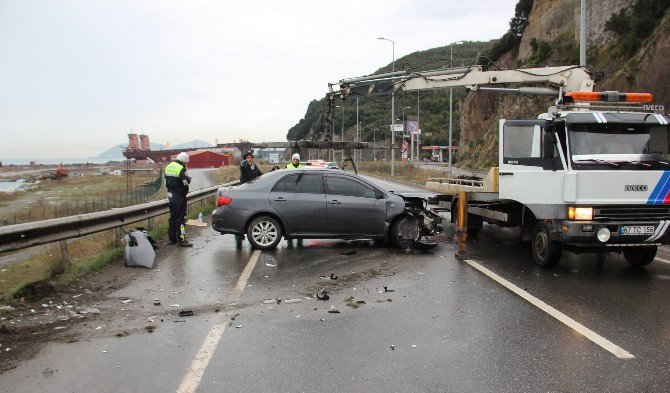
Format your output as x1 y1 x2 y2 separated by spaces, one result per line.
499 120 566 209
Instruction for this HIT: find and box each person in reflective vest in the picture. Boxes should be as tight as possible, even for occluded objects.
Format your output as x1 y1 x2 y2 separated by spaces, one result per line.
286 153 304 169
165 152 193 247
239 151 262 183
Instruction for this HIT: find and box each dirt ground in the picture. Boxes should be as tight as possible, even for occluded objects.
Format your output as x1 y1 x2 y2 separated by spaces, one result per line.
0 236 178 373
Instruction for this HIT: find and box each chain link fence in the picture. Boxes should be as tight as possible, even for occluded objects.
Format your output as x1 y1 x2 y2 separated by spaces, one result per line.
1 172 164 226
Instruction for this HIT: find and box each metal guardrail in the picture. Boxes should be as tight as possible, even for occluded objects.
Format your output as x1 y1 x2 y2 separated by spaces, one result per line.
0 181 238 253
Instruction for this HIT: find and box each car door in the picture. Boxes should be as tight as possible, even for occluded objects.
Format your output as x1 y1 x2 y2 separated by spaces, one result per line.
323 174 386 236
269 173 326 235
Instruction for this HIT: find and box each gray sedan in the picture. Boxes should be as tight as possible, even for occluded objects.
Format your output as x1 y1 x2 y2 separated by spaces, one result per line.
212 168 441 250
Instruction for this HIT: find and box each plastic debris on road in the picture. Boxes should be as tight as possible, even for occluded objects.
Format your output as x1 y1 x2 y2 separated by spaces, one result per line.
316 290 329 301
178 310 194 317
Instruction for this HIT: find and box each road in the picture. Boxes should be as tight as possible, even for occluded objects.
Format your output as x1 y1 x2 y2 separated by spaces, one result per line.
1 174 669 392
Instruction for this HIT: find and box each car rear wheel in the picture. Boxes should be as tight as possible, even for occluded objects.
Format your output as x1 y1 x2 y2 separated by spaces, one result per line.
623 246 656 267
247 215 282 250
531 221 562 268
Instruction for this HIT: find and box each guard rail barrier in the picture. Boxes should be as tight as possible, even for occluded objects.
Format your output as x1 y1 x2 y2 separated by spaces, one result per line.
0 181 238 253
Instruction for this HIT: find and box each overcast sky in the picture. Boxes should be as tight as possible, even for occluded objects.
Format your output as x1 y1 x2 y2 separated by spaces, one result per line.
0 0 518 159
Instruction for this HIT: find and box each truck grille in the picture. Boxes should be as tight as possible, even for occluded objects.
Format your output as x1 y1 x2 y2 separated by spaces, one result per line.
594 206 670 220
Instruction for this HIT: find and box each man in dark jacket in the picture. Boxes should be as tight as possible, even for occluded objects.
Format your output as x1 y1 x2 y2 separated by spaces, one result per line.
239 151 262 183
165 152 193 247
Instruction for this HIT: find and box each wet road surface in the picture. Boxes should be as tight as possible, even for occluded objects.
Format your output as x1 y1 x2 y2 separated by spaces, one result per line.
1 175 669 392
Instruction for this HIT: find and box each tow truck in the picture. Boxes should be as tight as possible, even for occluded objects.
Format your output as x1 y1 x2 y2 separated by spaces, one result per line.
327 64 670 267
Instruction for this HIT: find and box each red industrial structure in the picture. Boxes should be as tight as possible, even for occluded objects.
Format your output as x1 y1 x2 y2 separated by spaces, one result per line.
176 150 232 169
123 133 250 162
139 134 151 151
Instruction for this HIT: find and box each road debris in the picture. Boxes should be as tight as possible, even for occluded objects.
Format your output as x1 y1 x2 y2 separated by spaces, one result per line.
178 310 194 317
319 273 338 280
328 310 340 314
316 290 329 301
263 299 279 304
121 299 132 304
153 301 161 306
235 325 242 329
145 325 156 333
383 286 394 292
230 314 239 321
284 299 302 304
345 297 365 308
340 250 357 256
390 345 395 350
411 345 417 348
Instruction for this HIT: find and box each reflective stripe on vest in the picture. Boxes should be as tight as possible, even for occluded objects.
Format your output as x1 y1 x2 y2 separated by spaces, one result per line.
165 162 184 177
286 163 304 168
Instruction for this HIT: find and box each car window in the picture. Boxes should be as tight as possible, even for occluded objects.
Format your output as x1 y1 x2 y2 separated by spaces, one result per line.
272 173 323 194
325 176 376 198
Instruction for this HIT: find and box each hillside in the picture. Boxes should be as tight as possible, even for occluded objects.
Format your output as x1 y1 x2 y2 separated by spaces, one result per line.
458 0 670 170
285 41 497 156
288 0 670 169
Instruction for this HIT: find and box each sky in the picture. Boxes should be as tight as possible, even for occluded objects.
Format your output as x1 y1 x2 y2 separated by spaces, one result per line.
0 0 519 159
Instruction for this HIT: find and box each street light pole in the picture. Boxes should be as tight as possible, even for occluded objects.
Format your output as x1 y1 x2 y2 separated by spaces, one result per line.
448 41 464 172
373 129 377 161
402 106 411 162
378 37 396 176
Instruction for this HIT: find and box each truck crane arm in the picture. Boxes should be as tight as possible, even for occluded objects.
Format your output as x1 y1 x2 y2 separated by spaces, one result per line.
329 65 595 100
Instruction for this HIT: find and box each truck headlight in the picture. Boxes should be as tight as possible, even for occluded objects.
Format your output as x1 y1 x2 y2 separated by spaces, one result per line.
568 206 593 220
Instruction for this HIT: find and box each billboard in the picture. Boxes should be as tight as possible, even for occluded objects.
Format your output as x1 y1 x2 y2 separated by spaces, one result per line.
407 121 420 134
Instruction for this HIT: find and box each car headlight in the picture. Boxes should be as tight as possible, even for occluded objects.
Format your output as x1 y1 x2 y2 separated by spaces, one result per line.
568 206 593 220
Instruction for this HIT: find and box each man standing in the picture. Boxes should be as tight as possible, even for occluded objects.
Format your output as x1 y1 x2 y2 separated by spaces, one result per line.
239 151 262 183
286 153 304 169
165 152 193 247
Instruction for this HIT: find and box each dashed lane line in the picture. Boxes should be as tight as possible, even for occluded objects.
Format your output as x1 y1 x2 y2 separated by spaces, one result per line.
463 259 635 359
176 249 262 393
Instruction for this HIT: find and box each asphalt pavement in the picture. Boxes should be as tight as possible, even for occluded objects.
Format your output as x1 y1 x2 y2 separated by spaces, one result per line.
1 173 669 392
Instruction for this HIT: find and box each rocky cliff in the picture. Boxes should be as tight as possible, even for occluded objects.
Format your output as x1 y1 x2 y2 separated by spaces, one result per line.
459 0 670 170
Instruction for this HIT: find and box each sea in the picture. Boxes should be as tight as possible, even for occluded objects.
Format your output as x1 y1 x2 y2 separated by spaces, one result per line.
1 157 126 166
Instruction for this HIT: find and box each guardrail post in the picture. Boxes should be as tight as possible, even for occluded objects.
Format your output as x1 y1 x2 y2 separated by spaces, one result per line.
114 227 122 246
59 240 71 271
147 217 154 231
455 191 468 260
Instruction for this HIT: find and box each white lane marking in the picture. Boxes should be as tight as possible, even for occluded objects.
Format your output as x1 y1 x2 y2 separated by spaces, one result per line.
463 259 634 359
177 249 262 393
654 256 670 265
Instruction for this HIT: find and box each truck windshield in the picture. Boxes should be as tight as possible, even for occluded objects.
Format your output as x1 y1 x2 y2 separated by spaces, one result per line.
568 123 670 168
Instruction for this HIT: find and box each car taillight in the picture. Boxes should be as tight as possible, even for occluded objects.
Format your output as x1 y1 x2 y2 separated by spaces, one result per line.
216 196 232 206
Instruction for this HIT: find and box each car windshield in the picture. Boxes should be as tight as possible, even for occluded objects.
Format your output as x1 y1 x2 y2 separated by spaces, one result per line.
569 123 670 164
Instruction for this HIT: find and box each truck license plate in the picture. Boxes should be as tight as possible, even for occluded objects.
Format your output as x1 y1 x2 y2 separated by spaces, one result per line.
619 225 655 236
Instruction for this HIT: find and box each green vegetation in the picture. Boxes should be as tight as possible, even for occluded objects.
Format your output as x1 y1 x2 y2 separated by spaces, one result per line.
527 38 552 66
286 41 495 154
605 0 670 57
487 0 533 61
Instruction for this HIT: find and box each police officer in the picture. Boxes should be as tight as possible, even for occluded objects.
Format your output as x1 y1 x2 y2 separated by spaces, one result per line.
165 152 193 247
239 151 262 183
286 153 304 169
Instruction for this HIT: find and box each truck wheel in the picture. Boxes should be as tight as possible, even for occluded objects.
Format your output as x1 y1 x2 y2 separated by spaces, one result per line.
623 246 657 267
247 215 282 250
531 221 562 268
390 215 419 249
467 213 483 236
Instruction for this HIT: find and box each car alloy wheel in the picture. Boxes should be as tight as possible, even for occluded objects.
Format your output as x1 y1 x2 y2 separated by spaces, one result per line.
247 215 282 250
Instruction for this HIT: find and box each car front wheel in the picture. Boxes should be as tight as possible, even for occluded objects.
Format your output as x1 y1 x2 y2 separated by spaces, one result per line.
247 215 282 250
